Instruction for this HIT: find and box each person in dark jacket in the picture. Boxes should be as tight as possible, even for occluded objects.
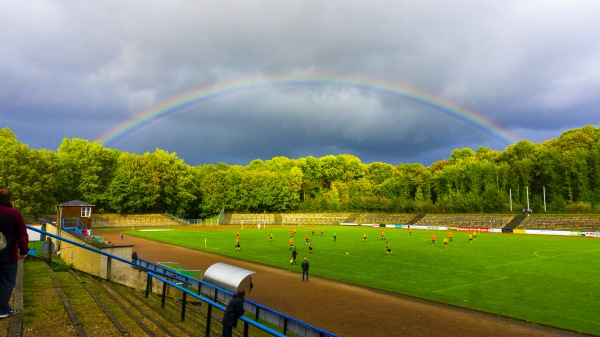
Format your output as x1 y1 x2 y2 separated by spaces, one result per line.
221 288 246 337
301 257 309 281
0 188 29 318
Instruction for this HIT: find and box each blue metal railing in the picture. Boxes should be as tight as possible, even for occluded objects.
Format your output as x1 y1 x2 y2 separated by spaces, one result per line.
147 272 287 337
26 226 337 337
135 258 338 337
61 217 89 235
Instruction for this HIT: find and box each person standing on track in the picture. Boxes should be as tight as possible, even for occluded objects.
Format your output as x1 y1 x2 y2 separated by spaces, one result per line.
301 257 309 281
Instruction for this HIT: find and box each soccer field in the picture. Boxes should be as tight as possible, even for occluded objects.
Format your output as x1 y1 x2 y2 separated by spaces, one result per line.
128 225 600 335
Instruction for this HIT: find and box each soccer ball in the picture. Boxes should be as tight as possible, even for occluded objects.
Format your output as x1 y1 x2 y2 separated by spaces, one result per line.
346 252 349 255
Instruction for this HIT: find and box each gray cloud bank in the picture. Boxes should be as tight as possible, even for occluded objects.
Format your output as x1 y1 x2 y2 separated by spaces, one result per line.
2 0 599 166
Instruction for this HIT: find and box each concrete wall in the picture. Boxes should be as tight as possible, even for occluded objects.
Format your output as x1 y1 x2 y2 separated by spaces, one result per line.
45 223 166 293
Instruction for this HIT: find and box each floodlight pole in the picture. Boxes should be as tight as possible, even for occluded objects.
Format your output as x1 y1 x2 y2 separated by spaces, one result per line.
543 186 546 212
509 188 512 212
526 186 530 210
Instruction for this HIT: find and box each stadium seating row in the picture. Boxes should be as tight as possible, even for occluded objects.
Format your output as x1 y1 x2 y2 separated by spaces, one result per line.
92 213 184 228
91 212 600 231
355 213 415 224
413 214 513 229
518 215 600 230
226 213 276 225
280 214 349 225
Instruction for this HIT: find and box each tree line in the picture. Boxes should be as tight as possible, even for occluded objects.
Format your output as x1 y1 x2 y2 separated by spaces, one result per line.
1 125 599 218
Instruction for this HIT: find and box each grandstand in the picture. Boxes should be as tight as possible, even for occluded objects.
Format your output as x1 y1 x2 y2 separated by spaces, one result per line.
223 213 352 226
354 213 415 225
517 214 600 231
92 213 188 228
280 213 350 225
225 213 276 225
414 214 513 229
82 212 600 233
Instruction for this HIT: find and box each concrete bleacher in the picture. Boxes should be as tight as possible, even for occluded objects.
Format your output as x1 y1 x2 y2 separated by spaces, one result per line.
354 213 416 225
280 213 350 225
92 213 188 228
220 212 600 232
226 213 276 225
413 214 513 229
5 258 224 337
225 213 351 226
517 214 600 231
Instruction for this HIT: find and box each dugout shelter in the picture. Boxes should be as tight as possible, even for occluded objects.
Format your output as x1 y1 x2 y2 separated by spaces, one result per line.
203 262 254 293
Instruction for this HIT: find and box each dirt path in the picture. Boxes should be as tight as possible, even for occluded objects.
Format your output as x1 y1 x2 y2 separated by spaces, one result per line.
102 231 586 337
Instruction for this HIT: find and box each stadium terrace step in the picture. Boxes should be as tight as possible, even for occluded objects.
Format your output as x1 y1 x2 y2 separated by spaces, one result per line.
92 214 188 228
406 214 426 225
17 258 234 337
505 214 527 229
343 214 359 223
222 213 233 225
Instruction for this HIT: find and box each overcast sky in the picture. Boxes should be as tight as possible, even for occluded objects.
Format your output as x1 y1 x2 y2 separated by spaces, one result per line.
2 1 599 167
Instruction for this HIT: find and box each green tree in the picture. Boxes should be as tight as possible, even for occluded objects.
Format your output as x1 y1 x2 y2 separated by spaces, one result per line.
319 155 344 187
142 149 196 215
367 162 394 186
297 156 322 200
106 152 149 213
0 129 56 216
449 147 476 164
55 138 119 208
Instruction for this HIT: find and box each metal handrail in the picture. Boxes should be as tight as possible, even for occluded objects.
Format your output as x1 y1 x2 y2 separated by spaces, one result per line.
25 225 337 337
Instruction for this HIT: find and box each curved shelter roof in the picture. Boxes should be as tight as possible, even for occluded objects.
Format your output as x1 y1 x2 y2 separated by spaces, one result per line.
203 262 255 292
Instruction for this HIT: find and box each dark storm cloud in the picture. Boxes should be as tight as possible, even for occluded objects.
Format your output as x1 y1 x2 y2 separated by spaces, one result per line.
2 0 599 166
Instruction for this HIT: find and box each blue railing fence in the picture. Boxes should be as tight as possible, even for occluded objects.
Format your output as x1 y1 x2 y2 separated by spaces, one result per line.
26 225 337 337
147 272 287 337
136 259 336 337
61 217 89 235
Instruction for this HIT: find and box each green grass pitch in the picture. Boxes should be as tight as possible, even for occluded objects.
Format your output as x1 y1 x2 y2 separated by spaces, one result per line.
127 225 600 335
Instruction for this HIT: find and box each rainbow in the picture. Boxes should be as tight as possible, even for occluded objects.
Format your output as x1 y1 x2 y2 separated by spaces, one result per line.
99 73 517 146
